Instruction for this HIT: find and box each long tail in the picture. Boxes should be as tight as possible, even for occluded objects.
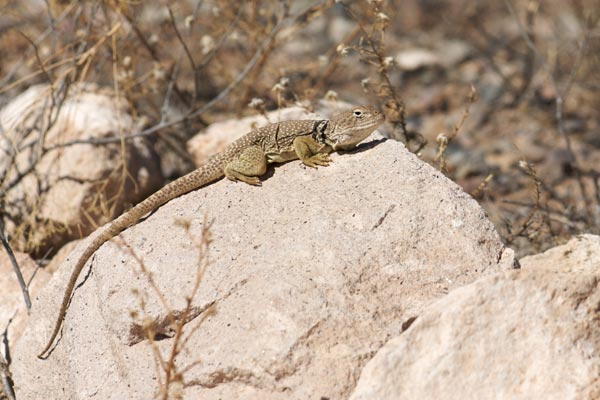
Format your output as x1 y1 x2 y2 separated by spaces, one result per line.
37 160 225 359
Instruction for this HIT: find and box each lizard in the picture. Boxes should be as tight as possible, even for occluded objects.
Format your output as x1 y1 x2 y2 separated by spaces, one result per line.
37 105 385 359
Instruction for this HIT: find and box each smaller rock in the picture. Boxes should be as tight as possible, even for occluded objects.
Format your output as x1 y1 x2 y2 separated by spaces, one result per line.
0 84 162 257
520 234 600 272
350 235 600 400
435 39 472 68
395 48 440 71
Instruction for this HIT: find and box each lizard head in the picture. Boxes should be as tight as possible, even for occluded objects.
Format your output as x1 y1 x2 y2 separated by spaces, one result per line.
326 105 385 151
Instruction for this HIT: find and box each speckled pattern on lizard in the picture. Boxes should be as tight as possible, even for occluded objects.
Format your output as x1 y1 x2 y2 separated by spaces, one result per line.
37 105 385 358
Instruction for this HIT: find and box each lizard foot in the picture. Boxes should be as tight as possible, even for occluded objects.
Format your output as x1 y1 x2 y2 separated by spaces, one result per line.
302 154 332 168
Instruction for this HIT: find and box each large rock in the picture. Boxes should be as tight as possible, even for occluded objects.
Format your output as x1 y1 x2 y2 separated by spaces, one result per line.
0 84 162 256
350 235 600 400
13 128 514 399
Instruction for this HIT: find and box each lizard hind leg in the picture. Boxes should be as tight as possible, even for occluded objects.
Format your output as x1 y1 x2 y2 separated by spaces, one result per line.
224 145 267 186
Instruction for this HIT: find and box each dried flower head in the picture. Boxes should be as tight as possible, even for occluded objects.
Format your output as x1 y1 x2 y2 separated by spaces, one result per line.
201 35 215 55
248 98 265 109
337 44 350 56
325 90 338 101
436 133 449 145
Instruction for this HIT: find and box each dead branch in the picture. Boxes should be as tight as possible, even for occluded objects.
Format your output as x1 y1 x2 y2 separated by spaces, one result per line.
0 217 31 310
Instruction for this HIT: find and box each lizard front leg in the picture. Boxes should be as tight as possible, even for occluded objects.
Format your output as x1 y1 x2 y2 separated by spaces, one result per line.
293 136 332 168
224 145 267 186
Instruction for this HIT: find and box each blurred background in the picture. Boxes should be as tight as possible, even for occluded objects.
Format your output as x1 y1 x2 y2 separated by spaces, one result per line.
0 0 598 257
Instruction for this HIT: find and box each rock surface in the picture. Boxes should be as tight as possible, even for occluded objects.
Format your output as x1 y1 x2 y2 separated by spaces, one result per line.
0 84 162 256
13 127 514 399
350 234 600 400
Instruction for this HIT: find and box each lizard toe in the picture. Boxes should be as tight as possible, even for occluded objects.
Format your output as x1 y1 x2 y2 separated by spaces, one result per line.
243 176 262 186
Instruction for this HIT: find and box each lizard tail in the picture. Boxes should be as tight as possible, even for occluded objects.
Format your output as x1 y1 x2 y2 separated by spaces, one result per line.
37 160 225 359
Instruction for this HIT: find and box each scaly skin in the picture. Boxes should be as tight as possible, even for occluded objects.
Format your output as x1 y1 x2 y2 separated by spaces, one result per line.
37 105 384 358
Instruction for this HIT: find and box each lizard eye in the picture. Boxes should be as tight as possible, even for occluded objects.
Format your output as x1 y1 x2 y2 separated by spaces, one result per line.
353 110 363 117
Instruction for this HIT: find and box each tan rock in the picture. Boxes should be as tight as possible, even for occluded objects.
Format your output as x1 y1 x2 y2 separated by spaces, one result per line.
0 84 162 256
0 251 50 353
350 234 600 400
395 48 440 71
520 234 600 272
13 118 513 399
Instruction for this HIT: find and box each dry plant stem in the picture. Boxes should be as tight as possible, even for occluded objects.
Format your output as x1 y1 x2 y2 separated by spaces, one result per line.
118 238 175 324
42 9 266 147
345 5 408 141
449 86 477 140
120 242 172 393
122 217 213 400
187 0 213 102
510 1 538 105
18 31 54 86
41 0 325 150
162 7 196 118
196 8 243 72
1 317 16 400
0 1 76 88
502 200 579 228
0 351 15 400
507 161 541 243
109 24 132 221
592 171 600 207
167 7 197 73
435 86 477 172
471 173 494 198
313 26 361 96
4 18 122 91
162 8 196 123
118 12 191 114
9 85 58 187
161 220 212 400
0 216 32 311
503 0 594 223
188 0 206 36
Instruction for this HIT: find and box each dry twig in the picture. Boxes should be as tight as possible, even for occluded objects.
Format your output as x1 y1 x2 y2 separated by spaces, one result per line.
434 85 477 172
